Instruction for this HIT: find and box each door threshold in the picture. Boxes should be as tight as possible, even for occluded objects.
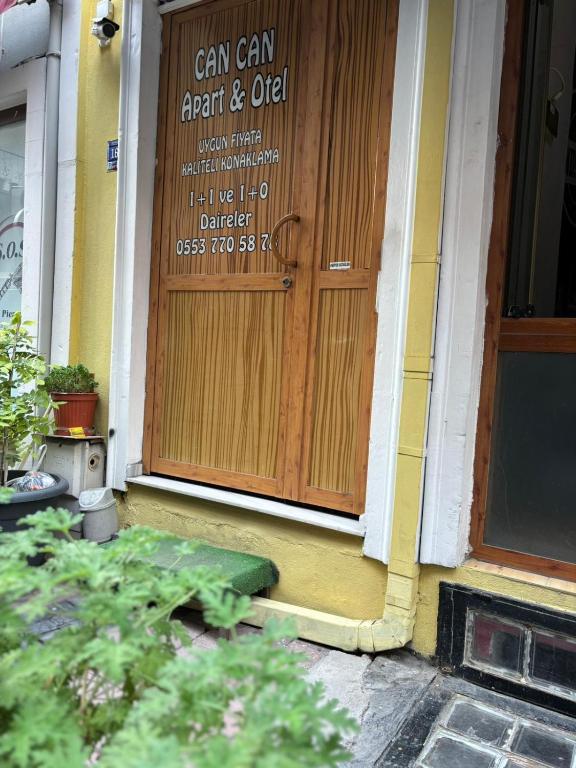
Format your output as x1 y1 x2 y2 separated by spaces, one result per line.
126 475 366 538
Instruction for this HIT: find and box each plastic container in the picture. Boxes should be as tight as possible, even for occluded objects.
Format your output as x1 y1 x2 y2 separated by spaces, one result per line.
79 487 118 543
0 472 70 565
0 472 69 532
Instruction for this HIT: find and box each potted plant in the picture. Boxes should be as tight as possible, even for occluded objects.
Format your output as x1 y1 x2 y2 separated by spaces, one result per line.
44 363 99 435
0 313 69 532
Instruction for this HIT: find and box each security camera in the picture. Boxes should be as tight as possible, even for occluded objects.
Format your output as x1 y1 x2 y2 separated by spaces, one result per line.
91 17 120 47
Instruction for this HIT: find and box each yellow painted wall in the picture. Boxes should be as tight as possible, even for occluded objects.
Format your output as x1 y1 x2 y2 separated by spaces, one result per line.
119 486 388 620
413 562 576 657
69 1 123 435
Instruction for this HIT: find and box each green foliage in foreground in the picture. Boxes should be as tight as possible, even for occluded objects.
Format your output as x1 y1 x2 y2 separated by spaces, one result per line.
0 486 14 504
0 510 356 767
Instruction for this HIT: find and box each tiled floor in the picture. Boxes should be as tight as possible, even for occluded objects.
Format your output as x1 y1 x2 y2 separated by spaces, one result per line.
416 696 576 768
379 673 576 768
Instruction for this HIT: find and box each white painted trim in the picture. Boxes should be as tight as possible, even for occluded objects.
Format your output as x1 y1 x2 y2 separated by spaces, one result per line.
362 0 428 563
51 0 81 364
128 475 366 537
420 0 507 567
107 0 162 489
158 0 203 14
110 0 424 559
0 58 46 340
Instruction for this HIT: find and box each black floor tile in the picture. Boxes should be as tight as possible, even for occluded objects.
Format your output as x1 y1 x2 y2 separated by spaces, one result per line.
420 735 497 768
446 699 514 746
511 724 574 767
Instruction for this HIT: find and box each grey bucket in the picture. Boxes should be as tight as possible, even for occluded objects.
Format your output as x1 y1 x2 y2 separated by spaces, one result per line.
79 487 118 543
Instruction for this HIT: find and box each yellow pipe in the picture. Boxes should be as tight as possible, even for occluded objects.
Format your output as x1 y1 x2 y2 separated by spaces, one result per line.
246 567 419 652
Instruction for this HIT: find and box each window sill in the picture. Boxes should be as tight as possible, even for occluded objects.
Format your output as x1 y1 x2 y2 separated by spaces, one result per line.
126 475 366 538
463 558 576 596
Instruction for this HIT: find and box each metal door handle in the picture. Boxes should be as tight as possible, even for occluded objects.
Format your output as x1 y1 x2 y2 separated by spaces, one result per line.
270 213 299 268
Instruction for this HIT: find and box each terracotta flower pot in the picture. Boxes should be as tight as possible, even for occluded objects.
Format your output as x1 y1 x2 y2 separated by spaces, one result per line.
51 392 99 435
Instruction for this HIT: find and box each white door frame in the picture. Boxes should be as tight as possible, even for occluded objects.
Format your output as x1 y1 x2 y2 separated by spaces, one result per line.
420 0 507 567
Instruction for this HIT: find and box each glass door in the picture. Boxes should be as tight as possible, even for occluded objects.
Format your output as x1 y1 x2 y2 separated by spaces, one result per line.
0 105 25 323
472 0 576 577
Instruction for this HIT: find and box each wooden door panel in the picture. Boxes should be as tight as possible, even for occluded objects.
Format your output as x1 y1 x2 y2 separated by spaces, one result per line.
319 0 388 272
306 289 367 496
296 0 395 514
148 0 314 496
154 289 286 479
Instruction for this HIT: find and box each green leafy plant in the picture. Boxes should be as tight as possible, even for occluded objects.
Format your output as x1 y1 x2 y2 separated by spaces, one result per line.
44 363 98 394
0 509 356 767
0 487 14 504
0 313 53 487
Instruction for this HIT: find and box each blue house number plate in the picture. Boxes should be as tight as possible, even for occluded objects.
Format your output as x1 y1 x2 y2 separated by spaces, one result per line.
107 139 118 172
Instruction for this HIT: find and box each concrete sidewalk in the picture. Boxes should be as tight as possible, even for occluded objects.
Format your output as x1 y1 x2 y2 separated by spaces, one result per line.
176 610 576 768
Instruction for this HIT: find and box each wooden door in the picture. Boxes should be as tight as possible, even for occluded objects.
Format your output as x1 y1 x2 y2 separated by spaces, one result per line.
145 0 398 515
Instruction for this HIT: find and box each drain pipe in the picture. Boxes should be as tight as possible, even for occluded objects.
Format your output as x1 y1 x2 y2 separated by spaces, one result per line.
37 0 62 359
246 565 419 652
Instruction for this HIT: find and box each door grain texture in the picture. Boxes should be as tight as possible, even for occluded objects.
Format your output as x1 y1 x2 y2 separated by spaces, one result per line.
145 0 398 515
160 290 285 478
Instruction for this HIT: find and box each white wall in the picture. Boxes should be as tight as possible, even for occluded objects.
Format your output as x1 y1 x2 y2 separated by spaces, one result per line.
51 0 82 363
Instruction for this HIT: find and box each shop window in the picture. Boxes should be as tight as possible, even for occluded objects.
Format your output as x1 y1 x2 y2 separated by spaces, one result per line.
483 352 576 563
0 105 25 323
